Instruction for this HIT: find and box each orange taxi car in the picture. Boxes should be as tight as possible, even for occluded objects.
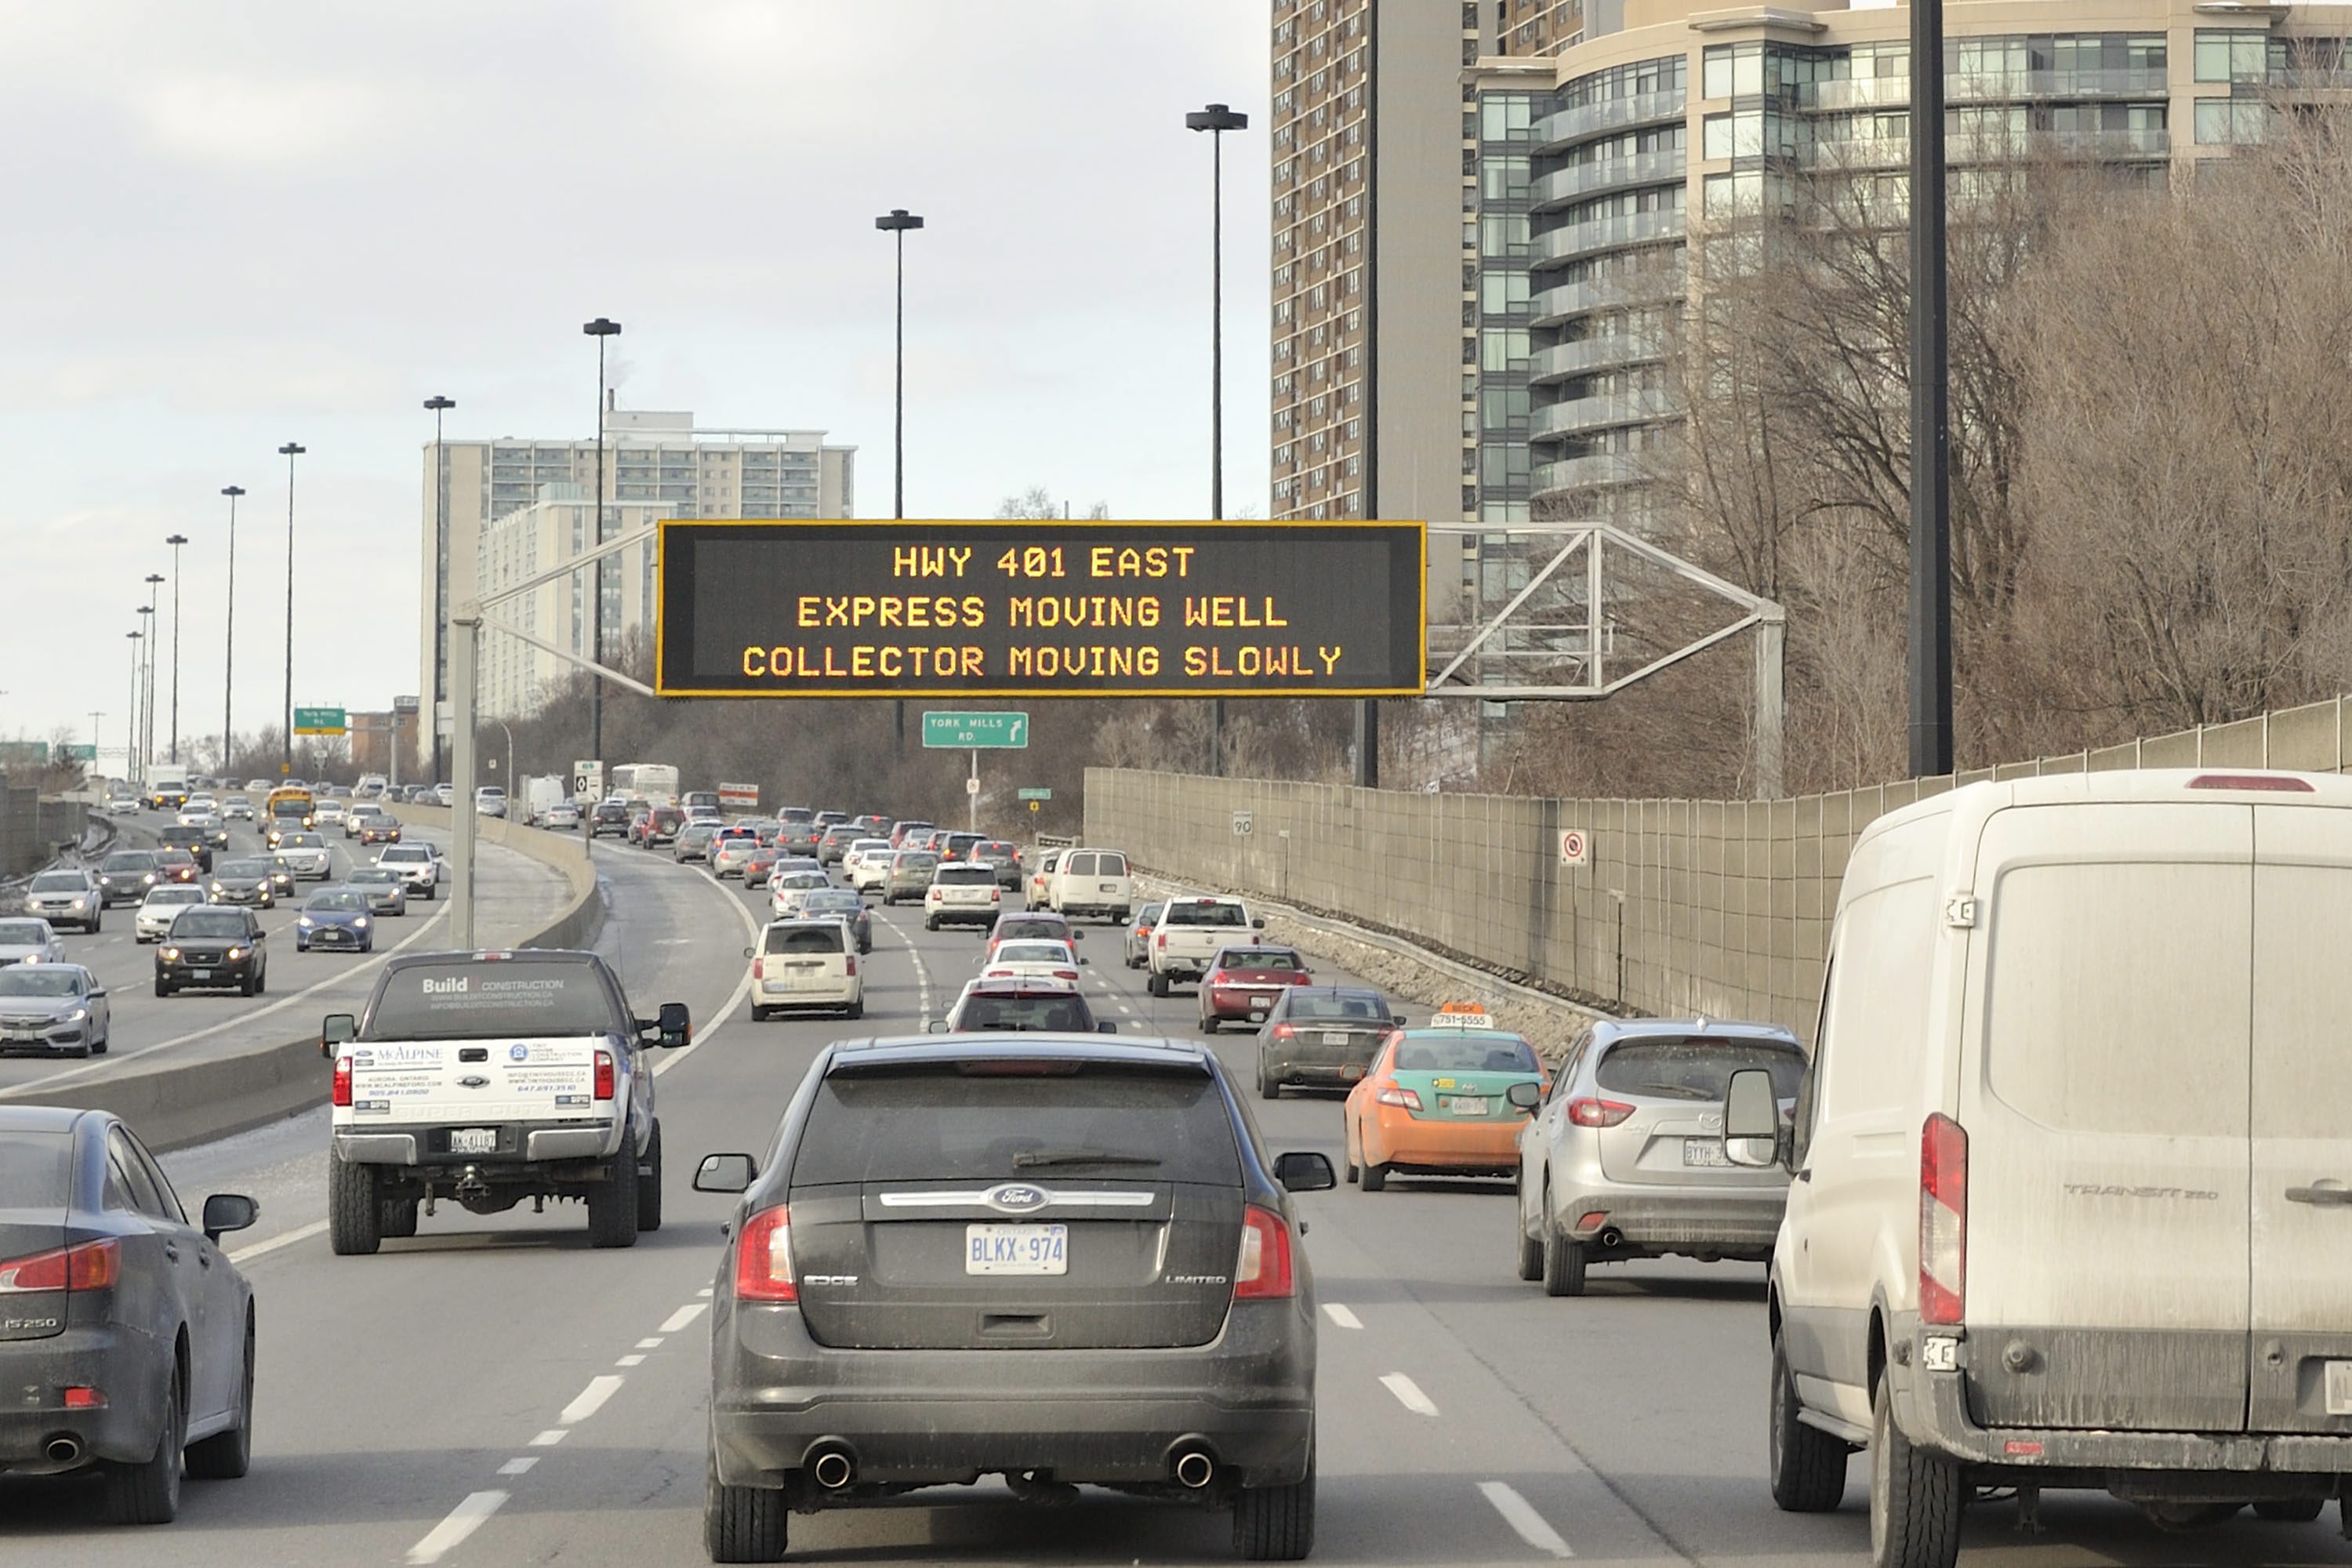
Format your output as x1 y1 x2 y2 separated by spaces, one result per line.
1343 1006 1548 1192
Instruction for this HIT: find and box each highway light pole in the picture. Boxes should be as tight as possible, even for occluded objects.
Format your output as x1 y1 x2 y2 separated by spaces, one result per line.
424 396 456 786
164 534 187 764
876 209 923 757
125 630 143 789
1907 0 1954 777
278 442 306 775
582 321 621 779
220 485 243 775
141 580 162 778
1187 103 1247 777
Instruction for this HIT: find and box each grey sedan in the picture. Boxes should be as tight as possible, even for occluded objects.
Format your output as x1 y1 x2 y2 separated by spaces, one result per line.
1254 985 1403 1099
0 964 110 1056
21 869 103 934
344 867 409 916
205 858 280 909
0 919 66 968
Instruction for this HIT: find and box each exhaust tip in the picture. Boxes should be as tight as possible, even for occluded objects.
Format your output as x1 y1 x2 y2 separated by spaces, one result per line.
1598 1227 1624 1250
44 1436 82 1465
1173 1449 1215 1490
810 1447 855 1490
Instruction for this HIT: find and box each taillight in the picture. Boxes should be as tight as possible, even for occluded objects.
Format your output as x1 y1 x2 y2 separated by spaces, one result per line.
735 1206 797 1302
991 887 1001 901
1567 1098 1635 1127
62 1385 106 1409
0 1238 119 1294
844 955 858 976
1156 931 1168 949
1054 969 1079 981
752 956 765 980
1233 1205 1295 1300
1269 1023 1297 1041
332 1055 354 1107
1376 1086 1423 1111
1920 1112 1968 1326
593 1050 615 1102
1206 969 1225 985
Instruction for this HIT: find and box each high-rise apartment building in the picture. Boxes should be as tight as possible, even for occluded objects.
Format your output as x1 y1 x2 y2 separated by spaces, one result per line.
474 488 675 720
419 412 854 757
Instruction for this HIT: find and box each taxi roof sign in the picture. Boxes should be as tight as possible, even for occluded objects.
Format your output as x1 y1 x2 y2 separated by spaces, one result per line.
1430 1003 1495 1028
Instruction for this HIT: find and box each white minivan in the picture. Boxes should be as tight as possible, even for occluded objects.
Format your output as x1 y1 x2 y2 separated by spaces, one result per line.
1045 848 1134 923
1724 771 2352 1562
747 918 862 1022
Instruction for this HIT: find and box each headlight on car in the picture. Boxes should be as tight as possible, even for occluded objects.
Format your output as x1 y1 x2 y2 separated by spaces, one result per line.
160 946 180 961
226 947 245 961
68 897 85 909
22 955 42 965
65 1007 86 1023
297 916 314 927
354 917 368 928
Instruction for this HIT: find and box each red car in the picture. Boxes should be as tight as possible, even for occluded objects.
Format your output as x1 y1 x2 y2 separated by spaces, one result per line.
1197 945 1312 1034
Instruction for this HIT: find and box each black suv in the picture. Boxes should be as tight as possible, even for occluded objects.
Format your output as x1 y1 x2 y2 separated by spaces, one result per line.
156 825 216 873
156 906 268 997
589 799 633 839
694 1035 1334 1563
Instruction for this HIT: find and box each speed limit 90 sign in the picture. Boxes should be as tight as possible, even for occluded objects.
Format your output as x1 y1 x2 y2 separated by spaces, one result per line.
1558 829 1589 867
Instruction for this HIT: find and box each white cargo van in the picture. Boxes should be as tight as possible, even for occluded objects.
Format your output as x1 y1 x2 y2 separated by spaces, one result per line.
1045 847 1134 923
1723 771 2352 1562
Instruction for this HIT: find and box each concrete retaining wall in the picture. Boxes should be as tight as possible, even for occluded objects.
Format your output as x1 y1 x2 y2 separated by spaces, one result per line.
1086 695 2352 1044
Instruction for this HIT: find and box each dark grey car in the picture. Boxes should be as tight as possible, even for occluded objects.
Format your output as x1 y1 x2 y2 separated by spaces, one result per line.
694 1035 1333 1563
1254 985 1403 1099
0 1106 258 1522
205 858 279 909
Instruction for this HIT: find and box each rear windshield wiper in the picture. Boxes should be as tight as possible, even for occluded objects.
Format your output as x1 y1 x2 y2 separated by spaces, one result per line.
1011 1149 1163 1170
1636 1081 1713 1100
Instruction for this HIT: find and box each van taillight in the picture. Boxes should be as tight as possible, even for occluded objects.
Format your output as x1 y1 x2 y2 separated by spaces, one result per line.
1920 1112 1968 1326
332 1056 353 1108
845 954 858 976
735 1206 797 1302
1233 1205 1294 1300
593 1050 615 1102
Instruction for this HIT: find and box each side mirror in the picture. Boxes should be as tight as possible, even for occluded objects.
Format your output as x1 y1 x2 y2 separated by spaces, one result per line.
1098 1021 1118 1034
201 1192 260 1242
1272 1151 1336 1192
1506 1081 1543 1113
692 1152 757 1193
88 988 106 1000
1069 929 1084 941
1723 1067 1783 1169
927 1019 949 1034
656 1001 691 1047
742 946 755 960
1078 955 1090 965
1251 916 1268 929
1392 1014 1408 1027
321 1013 358 1058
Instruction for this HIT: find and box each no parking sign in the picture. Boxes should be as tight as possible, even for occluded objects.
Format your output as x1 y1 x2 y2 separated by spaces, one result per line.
1558 829 1589 867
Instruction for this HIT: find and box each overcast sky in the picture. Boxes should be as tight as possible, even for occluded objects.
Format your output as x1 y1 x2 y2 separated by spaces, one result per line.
2 1 1272 754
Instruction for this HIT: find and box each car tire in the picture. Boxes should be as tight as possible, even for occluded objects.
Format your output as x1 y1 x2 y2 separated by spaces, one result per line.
241 971 257 998
1515 1207 1544 1283
1359 1127 1388 1192
1867 1370 1962 1568
587 1142 641 1248
1541 1221 1587 1297
1148 971 1168 998
155 978 172 998
92 1027 107 1056
847 1000 865 1021
1769 1333 1848 1511
637 1120 663 1233
750 1004 771 1023
924 916 938 931
704 1441 788 1563
1231 1449 1315 1562
1341 1125 1359 1184
184 1317 255 1480
328 1156 383 1255
381 1196 419 1239
1200 1014 1220 1036
2255 1497 2327 1523
1260 1070 1280 1102
102 1368 183 1524
87 914 100 933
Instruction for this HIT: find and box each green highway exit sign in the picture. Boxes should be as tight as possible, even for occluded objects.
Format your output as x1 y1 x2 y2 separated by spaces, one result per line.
922 711 1028 749
1018 787 1052 801
293 706 347 735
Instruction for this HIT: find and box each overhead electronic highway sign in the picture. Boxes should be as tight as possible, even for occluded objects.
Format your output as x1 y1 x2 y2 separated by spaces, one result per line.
654 519 1426 699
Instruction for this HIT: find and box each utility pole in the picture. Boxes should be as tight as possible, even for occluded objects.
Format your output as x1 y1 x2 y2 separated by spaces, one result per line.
1907 0 1954 777
164 534 187 764
278 441 306 775
581 321 621 779
424 396 455 785
1187 103 1247 778
875 209 924 758
221 485 243 774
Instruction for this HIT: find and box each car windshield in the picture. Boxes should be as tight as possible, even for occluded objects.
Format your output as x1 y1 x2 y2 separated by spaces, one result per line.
793 1066 1235 1185
993 918 1068 942
779 873 829 890
935 866 996 886
953 991 1097 1032
1167 900 1247 927
271 801 309 818
307 891 368 913
1135 903 1163 924
219 861 270 878
996 942 1074 966
1595 1037 1807 1102
281 834 324 848
1392 1033 1542 1074
1287 992 1389 1022
350 869 399 884
0 1131 74 1209
1217 949 1301 971
804 893 861 913
0 922 50 944
28 873 84 892
895 854 938 873
0 970 79 997
364 961 617 1040
763 924 844 955
100 854 156 873
170 912 249 939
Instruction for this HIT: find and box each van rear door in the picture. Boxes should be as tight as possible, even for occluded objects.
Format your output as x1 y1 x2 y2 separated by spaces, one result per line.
2249 804 2352 1432
1958 802 2251 1432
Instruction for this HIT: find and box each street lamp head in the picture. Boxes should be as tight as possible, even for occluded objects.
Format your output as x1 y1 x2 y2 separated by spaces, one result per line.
583 318 622 338
144 573 165 586
278 442 306 457
165 534 188 547
424 394 456 412
874 209 924 232
222 485 245 499
1186 103 1249 133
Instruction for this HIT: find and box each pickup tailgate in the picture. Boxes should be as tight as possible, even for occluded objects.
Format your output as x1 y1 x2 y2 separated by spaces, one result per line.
344 1037 609 1125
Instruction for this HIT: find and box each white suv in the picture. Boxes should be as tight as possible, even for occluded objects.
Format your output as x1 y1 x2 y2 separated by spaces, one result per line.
375 843 441 899
748 918 862 1022
924 864 1001 931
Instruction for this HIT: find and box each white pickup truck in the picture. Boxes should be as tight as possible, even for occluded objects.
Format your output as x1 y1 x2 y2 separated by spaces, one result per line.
321 949 691 1254
1145 892 1267 996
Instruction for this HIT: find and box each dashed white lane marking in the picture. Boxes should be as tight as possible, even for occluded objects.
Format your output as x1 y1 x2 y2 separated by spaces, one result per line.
616 1354 645 1367
697 1286 713 1298
559 1375 623 1425
659 1302 708 1334
1381 1371 1439 1417
405 1490 509 1565
496 1457 538 1477
528 1429 568 1447
1323 1303 1364 1330
636 1337 664 1349
1479 1480 1575 1558
227 1218 328 1266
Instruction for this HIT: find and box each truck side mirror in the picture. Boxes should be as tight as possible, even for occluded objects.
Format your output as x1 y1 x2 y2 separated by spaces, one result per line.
656 1001 691 1047
1251 916 1268 929
1506 1081 1542 1113
1723 1068 1782 1168
321 1014 357 1058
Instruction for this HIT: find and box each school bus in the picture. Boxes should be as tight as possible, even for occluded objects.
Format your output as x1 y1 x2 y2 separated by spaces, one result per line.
264 786 315 846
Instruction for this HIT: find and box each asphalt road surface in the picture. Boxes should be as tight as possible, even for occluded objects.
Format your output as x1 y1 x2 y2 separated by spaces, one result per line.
3 840 2347 1567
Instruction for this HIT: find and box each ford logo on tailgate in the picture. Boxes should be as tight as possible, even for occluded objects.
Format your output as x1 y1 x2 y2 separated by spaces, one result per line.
458 1075 489 1089
985 1183 1048 1214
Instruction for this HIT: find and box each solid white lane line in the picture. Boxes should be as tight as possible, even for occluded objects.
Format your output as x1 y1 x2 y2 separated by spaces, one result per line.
659 1302 708 1334
636 1337 665 1349
496 1456 538 1476
1381 1371 1439 1417
616 1355 644 1367
650 872 761 1077
227 1218 328 1266
1323 1303 1364 1330
528 1429 568 1446
405 1490 509 1565
1479 1480 1574 1559
559 1375 623 1425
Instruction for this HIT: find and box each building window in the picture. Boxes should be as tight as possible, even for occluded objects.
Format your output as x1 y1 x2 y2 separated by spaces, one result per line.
2194 97 2268 143
2194 29 2268 83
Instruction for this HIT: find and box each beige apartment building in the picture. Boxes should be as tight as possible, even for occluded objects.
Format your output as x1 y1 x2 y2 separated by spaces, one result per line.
472 489 677 721
419 411 854 757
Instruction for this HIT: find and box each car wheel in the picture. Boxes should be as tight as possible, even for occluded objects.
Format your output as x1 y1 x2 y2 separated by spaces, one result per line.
1148 971 1168 998
637 1120 663 1233
1341 1122 1359 1184
1867 1370 1962 1568
924 916 938 931
750 1004 771 1023
1231 1448 1315 1562
155 978 172 998
1769 1331 1848 1511
847 999 865 1021
296 941 307 953
92 1027 107 1056
1200 1014 1220 1036
586 1142 641 1248
704 1439 789 1563
87 914 100 933
184 1316 255 1480
1541 1219 1586 1296
102 1367 183 1523
2255 1498 2327 1522
1259 1069 1280 1102
381 1195 419 1239
1515 1185 1544 1281
1359 1127 1388 1192
328 1155 383 1255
